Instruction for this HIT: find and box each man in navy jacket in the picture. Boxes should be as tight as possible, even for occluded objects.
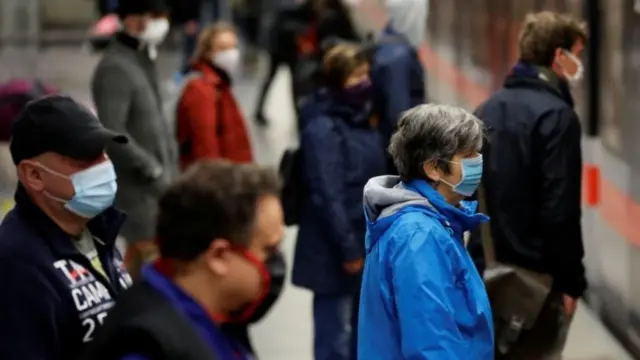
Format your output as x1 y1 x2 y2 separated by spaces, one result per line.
0 95 132 360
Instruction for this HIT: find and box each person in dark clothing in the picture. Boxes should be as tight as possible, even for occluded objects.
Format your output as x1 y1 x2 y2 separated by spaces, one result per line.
254 0 360 126
473 11 588 358
92 0 179 279
370 0 427 174
0 95 132 360
83 161 286 360
169 0 232 73
292 43 386 360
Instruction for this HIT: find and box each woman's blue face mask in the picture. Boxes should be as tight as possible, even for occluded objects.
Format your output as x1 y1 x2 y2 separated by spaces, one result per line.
440 154 483 197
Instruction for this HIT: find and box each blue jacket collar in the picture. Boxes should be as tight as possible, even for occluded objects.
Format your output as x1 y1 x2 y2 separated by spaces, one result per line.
142 264 251 360
403 180 488 239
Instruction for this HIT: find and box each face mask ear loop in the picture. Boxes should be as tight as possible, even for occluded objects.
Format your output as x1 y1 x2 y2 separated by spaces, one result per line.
34 162 70 180
33 162 73 204
439 159 464 190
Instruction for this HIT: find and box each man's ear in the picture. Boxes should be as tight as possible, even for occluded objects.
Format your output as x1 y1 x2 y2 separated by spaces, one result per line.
422 159 441 182
205 239 233 276
17 160 45 192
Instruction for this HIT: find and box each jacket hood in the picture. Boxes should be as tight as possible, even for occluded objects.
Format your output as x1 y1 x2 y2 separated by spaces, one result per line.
505 61 574 107
301 89 372 127
363 176 488 252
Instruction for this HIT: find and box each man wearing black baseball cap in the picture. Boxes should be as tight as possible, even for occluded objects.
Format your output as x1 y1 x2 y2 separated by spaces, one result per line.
0 95 134 360
92 0 179 278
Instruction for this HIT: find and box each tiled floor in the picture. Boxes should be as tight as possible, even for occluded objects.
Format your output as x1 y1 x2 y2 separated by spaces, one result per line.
0 45 634 360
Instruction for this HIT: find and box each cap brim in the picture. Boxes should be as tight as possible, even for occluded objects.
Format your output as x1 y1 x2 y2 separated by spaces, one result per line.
88 127 128 145
62 128 128 161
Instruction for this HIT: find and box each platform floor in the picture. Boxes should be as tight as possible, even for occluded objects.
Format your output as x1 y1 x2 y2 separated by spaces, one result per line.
0 45 634 360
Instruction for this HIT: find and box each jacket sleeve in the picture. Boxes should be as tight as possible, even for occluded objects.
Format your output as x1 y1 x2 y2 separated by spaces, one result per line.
92 64 163 180
180 81 223 160
378 50 414 144
391 227 467 359
0 259 64 360
301 119 362 262
538 109 586 298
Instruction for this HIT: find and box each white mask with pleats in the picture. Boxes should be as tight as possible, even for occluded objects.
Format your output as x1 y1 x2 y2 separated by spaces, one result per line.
213 48 241 78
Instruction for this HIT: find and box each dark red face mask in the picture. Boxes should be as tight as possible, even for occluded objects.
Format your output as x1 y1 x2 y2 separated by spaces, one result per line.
154 248 286 325
225 249 286 324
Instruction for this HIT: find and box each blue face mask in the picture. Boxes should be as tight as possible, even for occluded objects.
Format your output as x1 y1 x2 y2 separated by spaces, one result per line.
39 160 118 219
440 154 483 197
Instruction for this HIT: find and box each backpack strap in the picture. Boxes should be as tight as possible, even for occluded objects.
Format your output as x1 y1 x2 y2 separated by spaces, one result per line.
214 84 223 138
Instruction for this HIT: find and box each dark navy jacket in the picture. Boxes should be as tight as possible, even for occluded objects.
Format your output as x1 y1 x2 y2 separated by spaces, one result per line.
371 25 426 149
292 90 387 294
473 62 586 298
0 186 132 360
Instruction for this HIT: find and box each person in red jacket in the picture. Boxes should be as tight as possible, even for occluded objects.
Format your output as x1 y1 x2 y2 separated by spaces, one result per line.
177 23 253 171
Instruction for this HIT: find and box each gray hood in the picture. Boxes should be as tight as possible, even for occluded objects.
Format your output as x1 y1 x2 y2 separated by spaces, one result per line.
363 175 433 222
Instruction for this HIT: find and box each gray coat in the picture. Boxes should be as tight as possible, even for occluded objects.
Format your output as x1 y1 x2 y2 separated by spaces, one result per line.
91 39 178 243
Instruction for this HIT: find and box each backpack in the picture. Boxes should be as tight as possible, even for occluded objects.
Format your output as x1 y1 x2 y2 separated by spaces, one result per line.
0 78 59 142
279 147 304 226
164 72 223 159
278 118 347 226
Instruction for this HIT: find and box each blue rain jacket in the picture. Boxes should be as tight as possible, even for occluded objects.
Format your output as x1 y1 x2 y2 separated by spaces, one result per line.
358 176 494 359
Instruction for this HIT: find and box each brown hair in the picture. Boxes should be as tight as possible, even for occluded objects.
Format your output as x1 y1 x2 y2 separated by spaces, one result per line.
156 160 281 261
518 11 588 67
322 43 368 91
190 22 237 64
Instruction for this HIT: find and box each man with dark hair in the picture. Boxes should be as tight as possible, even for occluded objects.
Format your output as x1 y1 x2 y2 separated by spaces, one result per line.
474 11 588 358
83 160 285 360
0 95 132 360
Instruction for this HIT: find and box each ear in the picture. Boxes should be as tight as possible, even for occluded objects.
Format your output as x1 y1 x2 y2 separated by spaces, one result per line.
205 239 233 276
422 159 441 182
17 160 45 192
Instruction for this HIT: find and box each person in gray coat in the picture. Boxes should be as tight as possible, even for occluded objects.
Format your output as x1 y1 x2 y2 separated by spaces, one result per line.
91 0 179 278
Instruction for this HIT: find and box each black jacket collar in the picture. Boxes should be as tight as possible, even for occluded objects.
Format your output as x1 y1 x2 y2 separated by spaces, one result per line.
115 31 145 52
14 185 127 256
504 61 575 108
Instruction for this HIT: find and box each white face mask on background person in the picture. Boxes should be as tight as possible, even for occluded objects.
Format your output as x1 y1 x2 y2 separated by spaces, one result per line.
139 18 170 46
562 50 584 85
213 48 241 78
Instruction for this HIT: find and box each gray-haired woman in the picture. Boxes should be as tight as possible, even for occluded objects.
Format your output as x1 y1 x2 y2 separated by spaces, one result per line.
358 104 495 359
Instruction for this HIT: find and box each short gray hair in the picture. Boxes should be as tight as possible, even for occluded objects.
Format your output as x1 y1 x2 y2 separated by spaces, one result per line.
388 104 484 180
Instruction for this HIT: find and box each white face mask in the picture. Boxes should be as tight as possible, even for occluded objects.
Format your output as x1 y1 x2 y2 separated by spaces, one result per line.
213 48 241 77
139 18 170 46
561 50 584 85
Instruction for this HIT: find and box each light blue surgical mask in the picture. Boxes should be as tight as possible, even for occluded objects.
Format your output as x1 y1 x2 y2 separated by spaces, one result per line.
440 155 483 197
38 160 118 219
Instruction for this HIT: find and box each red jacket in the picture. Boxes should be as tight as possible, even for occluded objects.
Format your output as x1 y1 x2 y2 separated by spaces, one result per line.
177 61 253 170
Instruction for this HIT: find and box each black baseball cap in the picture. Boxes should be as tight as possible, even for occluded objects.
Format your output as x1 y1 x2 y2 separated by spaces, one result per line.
116 0 170 17
10 95 128 165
